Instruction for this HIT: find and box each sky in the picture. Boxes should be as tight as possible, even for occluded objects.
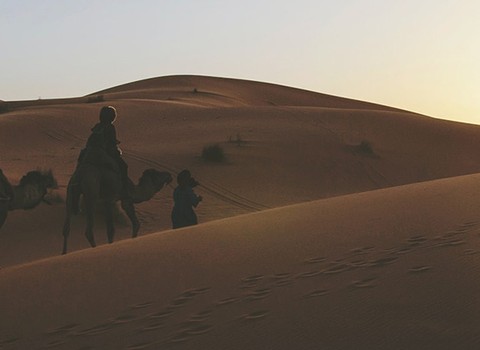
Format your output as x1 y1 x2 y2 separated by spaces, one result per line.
1 0 479 124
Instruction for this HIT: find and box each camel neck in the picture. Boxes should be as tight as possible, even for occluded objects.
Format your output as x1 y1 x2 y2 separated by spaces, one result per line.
132 185 157 204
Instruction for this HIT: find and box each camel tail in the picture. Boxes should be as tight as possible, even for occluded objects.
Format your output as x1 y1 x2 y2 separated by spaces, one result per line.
62 176 78 254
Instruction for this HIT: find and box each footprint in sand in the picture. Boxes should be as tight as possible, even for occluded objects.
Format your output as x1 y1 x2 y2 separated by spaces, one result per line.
431 239 466 248
183 324 213 336
0 337 20 346
241 310 269 321
74 322 116 337
274 279 294 287
350 277 378 289
350 246 375 256
407 235 428 246
455 222 478 232
296 270 322 279
442 231 466 239
166 288 210 311
394 246 414 255
304 256 327 264
304 289 329 298
216 297 241 306
148 309 173 320
369 256 398 267
43 339 67 349
188 309 213 322
167 332 191 345
269 273 294 287
244 288 272 301
408 266 432 273
349 259 370 268
126 342 152 350
111 314 137 325
130 301 154 310
464 249 480 255
322 263 352 274
240 275 264 289
183 287 210 296
168 297 192 309
271 273 292 280
139 322 165 333
45 323 80 336
166 324 213 345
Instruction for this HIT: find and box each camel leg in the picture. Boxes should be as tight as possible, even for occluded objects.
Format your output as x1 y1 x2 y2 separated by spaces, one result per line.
62 180 75 255
0 210 7 230
84 196 96 248
62 215 70 255
104 200 115 244
66 175 82 215
121 199 140 238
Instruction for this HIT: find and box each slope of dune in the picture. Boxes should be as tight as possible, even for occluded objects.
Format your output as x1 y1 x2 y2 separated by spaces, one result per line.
90 75 406 111
1 75 480 268
1 173 480 349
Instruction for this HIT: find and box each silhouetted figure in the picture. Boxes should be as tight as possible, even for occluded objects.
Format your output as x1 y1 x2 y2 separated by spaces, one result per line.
0 169 57 230
0 169 13 202
0 169 14 227
171 170 202 229
76 106 132 197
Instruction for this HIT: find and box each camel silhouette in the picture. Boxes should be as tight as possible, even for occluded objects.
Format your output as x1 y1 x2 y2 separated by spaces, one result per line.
62 163 172 254
0 169 57 229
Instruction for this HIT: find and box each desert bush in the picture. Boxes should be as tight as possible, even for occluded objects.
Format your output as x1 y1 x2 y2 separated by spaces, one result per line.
87 95 105 103
228 133 245 146
356 140 376 156
202 144 226 163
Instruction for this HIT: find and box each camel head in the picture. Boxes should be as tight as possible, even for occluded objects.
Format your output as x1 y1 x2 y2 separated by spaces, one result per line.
138 169 172 192
19 169 58 208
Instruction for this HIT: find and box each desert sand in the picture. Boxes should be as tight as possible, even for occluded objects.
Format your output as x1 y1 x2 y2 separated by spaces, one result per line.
1 75 480 349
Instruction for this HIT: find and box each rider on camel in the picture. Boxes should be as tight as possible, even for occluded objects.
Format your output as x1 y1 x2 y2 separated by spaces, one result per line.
76 106 132 198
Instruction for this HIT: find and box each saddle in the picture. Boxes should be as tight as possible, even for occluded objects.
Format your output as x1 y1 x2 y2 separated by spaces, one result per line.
70 147 133 211
77 147 120 174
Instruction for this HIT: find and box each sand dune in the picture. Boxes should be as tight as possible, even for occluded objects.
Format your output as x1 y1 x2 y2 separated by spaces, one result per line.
2 76 480 266
90 75 407 111
1 173 480 349
1 75 480 348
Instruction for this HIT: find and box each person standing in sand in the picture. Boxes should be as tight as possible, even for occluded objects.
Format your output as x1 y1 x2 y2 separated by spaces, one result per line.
171 170 202 229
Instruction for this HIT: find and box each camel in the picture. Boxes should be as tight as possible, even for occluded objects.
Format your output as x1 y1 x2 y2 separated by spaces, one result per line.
0 169 57 229
62 163 172 254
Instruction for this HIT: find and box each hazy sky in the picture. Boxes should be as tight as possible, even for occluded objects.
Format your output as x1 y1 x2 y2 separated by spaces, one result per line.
1 0 479 124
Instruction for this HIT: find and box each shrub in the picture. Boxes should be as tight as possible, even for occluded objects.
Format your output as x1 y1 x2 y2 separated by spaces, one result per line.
202 144 226 163
356 140 376 156
87 95 104 103
228 133 245 146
